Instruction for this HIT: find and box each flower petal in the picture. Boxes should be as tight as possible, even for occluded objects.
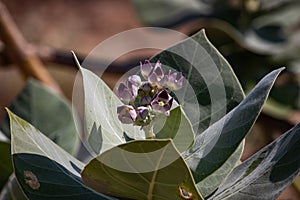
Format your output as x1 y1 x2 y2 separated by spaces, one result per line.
153 61 164 79
117 83 134 103
148 72 158 86
151 90 173 116
140 60 153 79
140 96 152 106
117 105 137 124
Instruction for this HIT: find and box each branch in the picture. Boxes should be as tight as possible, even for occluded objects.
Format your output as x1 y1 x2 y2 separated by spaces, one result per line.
0 2 61 93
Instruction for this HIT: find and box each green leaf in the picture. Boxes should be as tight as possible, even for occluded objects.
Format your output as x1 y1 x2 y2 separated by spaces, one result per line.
0 140 12 188
132 0 212 26
82 139 204 200
0 79 79 155
0 174 27 200
73 53 144 154
87 123 103 154
212 123 300 200
7 110 116 200
183 68 284 197
150 29 245 136
155 106 194 152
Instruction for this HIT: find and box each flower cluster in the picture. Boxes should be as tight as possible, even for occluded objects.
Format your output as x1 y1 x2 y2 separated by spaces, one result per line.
117 60 185 127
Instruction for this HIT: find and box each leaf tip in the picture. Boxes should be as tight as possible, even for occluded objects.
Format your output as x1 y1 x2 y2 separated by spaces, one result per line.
72 51 82 70
4 107 10 113
5 107 13 119
279 66 286 71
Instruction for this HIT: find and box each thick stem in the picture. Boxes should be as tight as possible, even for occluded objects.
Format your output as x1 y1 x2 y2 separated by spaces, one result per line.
142 125 155 139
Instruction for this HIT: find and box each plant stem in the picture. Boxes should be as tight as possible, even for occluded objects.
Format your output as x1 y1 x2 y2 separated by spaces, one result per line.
143 125 155 139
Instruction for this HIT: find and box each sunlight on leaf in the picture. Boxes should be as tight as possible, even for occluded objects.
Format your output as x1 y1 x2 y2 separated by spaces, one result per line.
8 110 115 199
73 52 144 155
183 68 284 197
82 139 203 200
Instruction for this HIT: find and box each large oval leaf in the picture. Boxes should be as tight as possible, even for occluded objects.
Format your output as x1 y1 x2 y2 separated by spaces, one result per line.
155 106 194 152
0 79 79 155
82 139 203 200
73 53 144 155
8 110 115 200
183 68 284 197
151 29 245 136
212 123 300 200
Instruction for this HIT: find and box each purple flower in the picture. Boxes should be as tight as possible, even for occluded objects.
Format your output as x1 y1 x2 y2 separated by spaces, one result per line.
117 105 137 124
140 60 165 88
151 90 173 116
126 75 141 96
140 96 152 106
164 70 185 90
134 106 151 126
117 75 141 104
148 61 164 88
117 83 134 104
140 60 153 78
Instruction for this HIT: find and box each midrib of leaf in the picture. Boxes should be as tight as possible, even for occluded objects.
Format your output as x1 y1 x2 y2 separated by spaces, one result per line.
181 44 197 108
105 168 147 198
121 151 150 185
147 144 168 200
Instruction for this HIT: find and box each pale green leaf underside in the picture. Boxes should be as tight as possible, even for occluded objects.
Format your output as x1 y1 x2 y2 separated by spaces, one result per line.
8 110 83 176
8 110 115 199
212 123 300 200
73 53 144 155
82 139 203 200
184 68 284 197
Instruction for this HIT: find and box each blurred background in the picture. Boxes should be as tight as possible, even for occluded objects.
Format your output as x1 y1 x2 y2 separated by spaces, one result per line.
0 0 300 199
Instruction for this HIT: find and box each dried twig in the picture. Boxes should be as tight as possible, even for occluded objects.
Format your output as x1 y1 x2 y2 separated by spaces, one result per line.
0 2 61 93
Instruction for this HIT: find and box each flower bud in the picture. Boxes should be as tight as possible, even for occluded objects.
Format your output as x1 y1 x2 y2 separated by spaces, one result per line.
164 70 185 90
117 105 137 124
148 61 165 88
140 60 153 79
134 106 151 126
140 96 152 106
117 83 134 104
127 75 142 96
140 82 152 94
